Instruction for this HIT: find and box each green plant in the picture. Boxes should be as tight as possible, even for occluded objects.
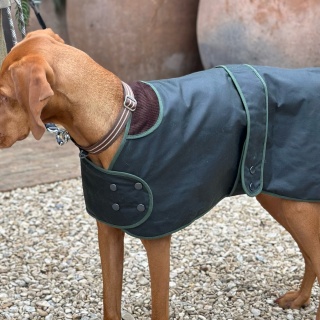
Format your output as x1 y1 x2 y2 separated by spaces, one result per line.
15 0 30 29
15 0 66 34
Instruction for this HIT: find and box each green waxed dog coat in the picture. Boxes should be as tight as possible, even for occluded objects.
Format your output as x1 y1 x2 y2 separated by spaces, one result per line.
81 64 320 239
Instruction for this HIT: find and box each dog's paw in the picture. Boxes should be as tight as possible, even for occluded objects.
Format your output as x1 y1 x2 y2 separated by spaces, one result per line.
275 291 310 309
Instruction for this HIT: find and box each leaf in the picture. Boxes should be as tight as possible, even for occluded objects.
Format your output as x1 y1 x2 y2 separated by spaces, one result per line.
14 1 45 33
15 0 30 34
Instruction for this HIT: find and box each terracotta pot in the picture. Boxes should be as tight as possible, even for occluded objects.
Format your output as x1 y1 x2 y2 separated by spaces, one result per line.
197 0 320 68
66 0 202 82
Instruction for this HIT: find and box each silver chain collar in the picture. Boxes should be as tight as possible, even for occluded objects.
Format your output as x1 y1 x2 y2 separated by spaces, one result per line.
45 123 70 146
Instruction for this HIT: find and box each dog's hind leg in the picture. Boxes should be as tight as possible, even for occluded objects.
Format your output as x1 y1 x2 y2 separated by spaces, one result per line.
141 235 171 320
274 256 314 309
257 194 320 316
97 222 125 320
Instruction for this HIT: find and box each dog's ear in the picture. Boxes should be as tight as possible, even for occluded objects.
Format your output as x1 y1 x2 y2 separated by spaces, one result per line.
8 55 54 140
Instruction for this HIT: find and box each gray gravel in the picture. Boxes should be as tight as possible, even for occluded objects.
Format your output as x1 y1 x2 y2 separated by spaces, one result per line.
0 178 318 319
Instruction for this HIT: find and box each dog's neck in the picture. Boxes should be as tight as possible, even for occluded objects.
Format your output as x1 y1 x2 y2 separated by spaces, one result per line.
41 45 124 168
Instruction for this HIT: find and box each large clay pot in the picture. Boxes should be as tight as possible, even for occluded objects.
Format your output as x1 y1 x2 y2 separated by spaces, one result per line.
66 0 202 82
197 0 320 68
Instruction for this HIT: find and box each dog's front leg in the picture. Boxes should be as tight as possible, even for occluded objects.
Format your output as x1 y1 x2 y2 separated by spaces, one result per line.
142 235 171 320
97 221 125 320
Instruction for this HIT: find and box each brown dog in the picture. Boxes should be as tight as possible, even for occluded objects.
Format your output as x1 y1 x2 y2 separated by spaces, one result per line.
0 29 320 320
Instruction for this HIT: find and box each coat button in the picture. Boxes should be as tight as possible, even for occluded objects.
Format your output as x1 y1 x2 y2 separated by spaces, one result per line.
110 184 117 191
249 166 256 175
112 203 120 211
137 204 145 212
249 182 259 191
135 182 143 190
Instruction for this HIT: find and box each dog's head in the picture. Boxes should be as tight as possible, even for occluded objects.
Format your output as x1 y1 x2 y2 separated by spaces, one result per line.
0 29 63 147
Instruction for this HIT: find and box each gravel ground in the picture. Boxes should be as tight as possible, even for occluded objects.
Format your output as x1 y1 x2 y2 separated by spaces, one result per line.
0 178 318 319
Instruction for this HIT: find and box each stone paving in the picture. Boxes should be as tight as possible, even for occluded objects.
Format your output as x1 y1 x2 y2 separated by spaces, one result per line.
0 133 80 191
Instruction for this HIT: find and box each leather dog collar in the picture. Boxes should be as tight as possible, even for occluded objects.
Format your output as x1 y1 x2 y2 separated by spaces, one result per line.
74 81 137 157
